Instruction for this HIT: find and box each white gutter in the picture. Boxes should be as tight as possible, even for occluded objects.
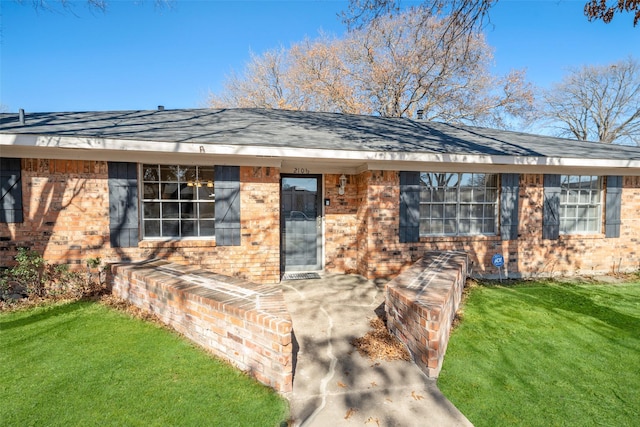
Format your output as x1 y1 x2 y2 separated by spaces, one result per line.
2 133 640 175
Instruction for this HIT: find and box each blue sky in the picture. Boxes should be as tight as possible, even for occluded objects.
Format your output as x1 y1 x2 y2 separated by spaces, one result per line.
1 0 638 113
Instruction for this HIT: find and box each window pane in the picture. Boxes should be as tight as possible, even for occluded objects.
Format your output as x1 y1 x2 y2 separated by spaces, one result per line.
484 205 495 219
199 203 215 219
432 205 444 219
579 191 589 204
181 202 197 219
568 190 578 204
485 189 497 202
444 220 456 234
160 165 180 182
144 202 160 219
459 219 470 234
444 173 459 187
197 185 215 201
143 183 159 199
431 219 444 234
469 219 482 234
162 202 180 219
143 165 159 181
444 204 456 218
199 166 214 182
144 220 160 237
162 220 180 237
484 219 496 234
182 220 197 237
460 188 472 202
460 204 471 218
199 220 215 236
459 173 472 186
433 189 445 203
184 166 197 184
473 189 486 202
181 183 196 200
161 183 179 200
445 189 457 202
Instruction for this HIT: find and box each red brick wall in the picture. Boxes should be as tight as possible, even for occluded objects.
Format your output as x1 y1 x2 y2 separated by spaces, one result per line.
386 252 468 378
111 260 293 393
324 174 359 273
340 171 640 280
0 159 111 267
0 159 281 284
3 158 638 283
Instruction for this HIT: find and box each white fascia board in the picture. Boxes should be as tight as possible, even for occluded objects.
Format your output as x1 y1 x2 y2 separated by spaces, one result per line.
2 133 640 175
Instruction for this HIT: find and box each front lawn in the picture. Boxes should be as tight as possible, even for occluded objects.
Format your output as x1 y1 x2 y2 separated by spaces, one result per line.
438 279 640 427
0 301 288 426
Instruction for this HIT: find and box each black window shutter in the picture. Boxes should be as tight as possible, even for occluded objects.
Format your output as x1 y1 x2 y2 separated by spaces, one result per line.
543 174 561 240
399 171 421 243
215 166 241 246
108 162 139 248
0 157 23 223
500 173 520 240
605 176 622 238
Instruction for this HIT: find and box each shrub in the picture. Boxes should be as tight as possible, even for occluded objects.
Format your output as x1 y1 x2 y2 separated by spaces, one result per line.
0 248 107 308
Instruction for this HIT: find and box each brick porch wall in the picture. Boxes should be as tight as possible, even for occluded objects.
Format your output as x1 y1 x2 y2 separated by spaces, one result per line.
0 159 281 284
386 251 468 378
111 260 293 394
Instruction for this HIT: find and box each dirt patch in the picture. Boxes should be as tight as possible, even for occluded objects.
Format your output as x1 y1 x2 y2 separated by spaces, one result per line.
351 316 411 362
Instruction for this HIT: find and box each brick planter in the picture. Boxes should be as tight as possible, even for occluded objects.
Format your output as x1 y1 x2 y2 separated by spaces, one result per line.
385 251 468 378
111 260 293 394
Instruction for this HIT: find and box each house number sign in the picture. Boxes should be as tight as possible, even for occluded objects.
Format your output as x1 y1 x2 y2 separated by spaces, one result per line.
293 167 311 174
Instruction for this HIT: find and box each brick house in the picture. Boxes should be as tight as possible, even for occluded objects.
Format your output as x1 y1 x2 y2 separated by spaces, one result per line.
2 108 640 284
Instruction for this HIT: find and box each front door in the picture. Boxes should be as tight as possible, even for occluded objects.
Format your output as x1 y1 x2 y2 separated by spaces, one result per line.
281 175 322 272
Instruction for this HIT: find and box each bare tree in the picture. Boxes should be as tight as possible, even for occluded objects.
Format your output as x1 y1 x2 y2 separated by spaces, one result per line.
18 0 171 13
584 0 640 26
542 57 640 146
209 7 534 128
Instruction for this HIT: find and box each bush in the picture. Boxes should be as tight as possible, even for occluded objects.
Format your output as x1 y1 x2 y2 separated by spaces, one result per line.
0 248 106 308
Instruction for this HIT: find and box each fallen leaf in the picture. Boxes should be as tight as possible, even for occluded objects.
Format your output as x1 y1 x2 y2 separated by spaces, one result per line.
411 391 424 401
370 381 377 387
337 381 347 388
344 408 357 419
365 417 381 426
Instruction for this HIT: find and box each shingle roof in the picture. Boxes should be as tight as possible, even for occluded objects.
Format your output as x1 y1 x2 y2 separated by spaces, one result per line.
2 108 640 161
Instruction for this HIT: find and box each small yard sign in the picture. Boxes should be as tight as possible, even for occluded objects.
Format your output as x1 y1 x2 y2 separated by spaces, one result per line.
492 254 505 268
492 253 505 282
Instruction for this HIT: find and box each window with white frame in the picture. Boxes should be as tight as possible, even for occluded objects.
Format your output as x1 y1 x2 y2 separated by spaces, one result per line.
142 164 215 238
559 175 602 234
419 172 498 236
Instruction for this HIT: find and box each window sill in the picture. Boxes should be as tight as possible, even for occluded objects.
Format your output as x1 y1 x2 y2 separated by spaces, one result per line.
139 238 216 248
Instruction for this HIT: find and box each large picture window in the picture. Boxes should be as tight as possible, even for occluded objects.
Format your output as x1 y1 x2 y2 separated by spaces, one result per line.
419 173 498 236
142 164 215 238
560 175 602 234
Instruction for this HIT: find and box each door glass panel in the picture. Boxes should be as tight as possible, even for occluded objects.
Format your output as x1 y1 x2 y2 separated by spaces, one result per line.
282 177 321 271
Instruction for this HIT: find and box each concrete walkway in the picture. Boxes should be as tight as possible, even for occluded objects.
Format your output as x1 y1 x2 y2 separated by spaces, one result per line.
282 274 473 427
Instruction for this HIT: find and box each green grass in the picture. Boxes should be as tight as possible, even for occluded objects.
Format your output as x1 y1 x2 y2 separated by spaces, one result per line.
0 301 288 427
438 280 640 427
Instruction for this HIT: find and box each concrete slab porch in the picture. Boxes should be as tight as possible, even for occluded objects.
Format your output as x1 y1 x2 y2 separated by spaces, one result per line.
282 273 472 427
